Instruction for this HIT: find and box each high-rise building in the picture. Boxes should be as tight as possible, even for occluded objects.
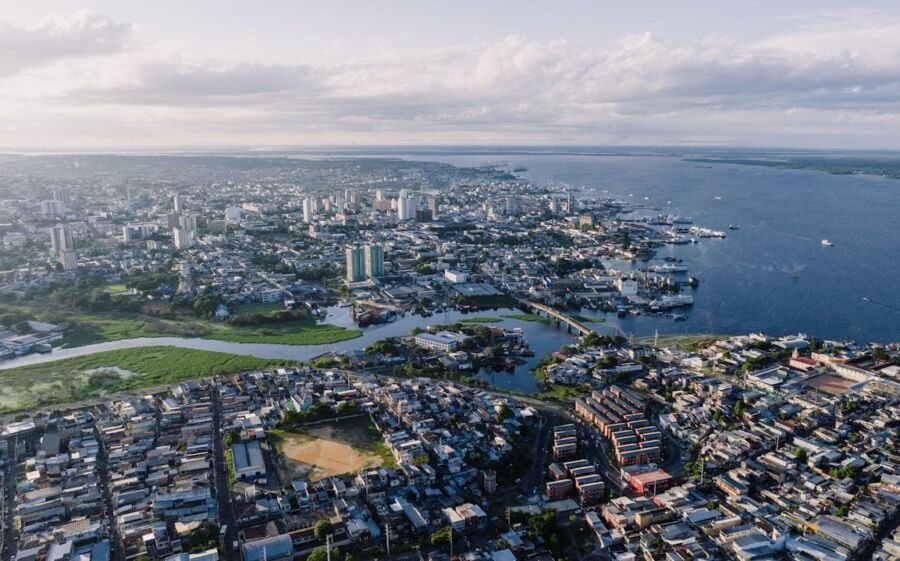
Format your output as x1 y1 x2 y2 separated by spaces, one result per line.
566 191 576 215
397 190 412 220
173 194 184 213
173 226 195 249
302 198 313 223
50 224 74 254
345 246 366 282
52 188 70 205
49 224 77 271
40 200 64 217
427 196 439 219
178 213 198 232
364 244 385 278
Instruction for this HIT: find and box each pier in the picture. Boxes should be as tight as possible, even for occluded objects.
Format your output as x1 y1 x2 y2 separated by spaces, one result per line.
521 301 596 336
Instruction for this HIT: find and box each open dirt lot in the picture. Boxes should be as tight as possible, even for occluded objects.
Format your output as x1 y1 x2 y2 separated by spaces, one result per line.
278 425 385 479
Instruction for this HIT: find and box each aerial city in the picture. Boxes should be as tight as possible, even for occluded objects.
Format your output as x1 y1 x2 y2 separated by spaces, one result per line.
1 3 899 561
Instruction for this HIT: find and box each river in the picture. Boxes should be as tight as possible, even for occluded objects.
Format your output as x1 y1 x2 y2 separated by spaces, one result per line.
0 307 577 393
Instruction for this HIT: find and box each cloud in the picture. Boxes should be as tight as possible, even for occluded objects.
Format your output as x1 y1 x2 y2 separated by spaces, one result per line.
5 9 900 148
0 11 133 77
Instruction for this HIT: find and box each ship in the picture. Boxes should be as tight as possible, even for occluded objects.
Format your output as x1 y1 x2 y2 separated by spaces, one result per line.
821 239 834 247
650 263 689 273
649 294 695 308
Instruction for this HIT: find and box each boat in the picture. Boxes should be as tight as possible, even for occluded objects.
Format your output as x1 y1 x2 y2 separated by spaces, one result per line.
821 239 834 247
673 314 688 321
729 224 740 230
688 276 700 287
513 166 528 172
650 263 689 274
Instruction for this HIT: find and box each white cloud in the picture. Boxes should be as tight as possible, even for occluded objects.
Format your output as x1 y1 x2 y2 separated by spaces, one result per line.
0 11 132 77
3 9 900 148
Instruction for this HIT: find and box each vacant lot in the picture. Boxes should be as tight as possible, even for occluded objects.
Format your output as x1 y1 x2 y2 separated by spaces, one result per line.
0 346 294 413
271 416 395 480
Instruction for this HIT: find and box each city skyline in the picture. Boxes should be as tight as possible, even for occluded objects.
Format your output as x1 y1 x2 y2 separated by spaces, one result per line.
3 2 900 150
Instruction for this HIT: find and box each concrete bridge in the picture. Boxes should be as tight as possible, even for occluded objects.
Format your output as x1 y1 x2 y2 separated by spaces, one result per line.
521 301 596 336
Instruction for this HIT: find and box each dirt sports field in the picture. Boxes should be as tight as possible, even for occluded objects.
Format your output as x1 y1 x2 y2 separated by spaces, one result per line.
274 417 392 480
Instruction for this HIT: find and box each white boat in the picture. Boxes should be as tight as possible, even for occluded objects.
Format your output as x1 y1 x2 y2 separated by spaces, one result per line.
650 294 695 308
650 263 689 273
821 239 834 247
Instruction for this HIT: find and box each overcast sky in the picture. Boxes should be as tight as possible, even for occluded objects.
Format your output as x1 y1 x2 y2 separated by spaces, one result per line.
3 1 900 150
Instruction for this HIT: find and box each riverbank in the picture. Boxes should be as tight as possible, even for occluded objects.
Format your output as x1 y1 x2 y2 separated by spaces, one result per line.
637 333 725 352
0 346 295 413
0 304 361 348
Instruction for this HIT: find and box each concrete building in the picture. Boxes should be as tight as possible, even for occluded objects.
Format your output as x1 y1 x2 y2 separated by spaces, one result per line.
346 246 366 282
173 227 194 249
49 224 77 271
364 244 385 278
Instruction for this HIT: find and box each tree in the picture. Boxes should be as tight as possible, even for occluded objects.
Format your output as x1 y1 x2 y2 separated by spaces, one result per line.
307 546 339 561
314 520 334 542
794 448 807 462
431 526 452 547
497 403 515 422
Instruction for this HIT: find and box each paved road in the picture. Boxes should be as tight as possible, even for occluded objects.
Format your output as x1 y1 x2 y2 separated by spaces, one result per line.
94 424 126 561
573 419 623 494
1 437 19 561
212 380 238 561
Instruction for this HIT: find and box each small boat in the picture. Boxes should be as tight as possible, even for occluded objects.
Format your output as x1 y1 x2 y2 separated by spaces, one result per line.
513 166 528 172
821 239 834 247
714 196 722 200
673 314 688 321
729 224 740 230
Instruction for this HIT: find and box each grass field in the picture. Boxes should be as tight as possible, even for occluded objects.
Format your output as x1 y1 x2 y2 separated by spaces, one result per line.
0 346 294 413
503 313 554 324
270 416 395 480
208 318 361 346
641 334 724 351
0 302 361 348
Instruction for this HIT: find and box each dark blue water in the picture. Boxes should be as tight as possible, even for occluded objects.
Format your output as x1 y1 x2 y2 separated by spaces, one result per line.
401 153 900 343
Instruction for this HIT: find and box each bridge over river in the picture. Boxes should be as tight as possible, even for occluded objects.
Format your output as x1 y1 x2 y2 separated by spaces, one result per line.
521 301 596 336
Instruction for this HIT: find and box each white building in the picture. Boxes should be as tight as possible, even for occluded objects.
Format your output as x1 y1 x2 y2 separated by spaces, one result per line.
444 270 468 284
225 206 242 222
173 227 195 249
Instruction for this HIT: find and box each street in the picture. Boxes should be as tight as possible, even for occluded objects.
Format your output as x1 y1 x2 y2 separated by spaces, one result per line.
211 380 238 561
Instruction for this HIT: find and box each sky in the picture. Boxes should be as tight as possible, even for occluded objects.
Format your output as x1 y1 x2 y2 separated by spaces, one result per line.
3 1 900 150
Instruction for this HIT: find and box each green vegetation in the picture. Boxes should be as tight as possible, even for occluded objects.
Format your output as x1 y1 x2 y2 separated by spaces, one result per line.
209 317 360 346
234 302 283 315
0 300 360 348
504 313 554 324
458 316 503 323
314 520 334 542
307 546 340 561
0 346 294 413
431 526 453 546
640 334 724 352
534 384 582 401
